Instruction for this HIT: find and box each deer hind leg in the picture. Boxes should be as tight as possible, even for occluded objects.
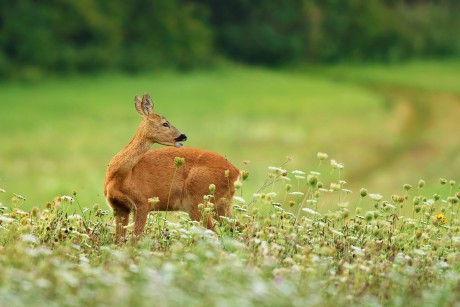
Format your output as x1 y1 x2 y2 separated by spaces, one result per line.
115 206 130 242
183 196 213 229
133 204 150 239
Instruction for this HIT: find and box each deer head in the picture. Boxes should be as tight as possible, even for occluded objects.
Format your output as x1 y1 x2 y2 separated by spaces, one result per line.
134 94 187 147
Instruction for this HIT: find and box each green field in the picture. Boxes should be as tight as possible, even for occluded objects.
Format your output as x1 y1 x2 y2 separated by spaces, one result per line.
1 61 460 305
1 61 460 210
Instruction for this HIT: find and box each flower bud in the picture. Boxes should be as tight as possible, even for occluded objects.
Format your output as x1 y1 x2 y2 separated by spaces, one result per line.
418 179 425 188
317 152 328 160
209 184 216 194
403 184 412 191
307 175 318 187
174 157 185 168
360 188 368 197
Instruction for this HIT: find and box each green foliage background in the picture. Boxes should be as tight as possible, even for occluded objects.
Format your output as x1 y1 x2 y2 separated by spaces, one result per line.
1 0 459 78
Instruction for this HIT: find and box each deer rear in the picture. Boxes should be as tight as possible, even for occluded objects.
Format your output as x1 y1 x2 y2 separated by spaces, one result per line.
103 94 240 241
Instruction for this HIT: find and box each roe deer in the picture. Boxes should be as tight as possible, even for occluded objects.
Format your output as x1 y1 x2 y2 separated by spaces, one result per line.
103 94 240 240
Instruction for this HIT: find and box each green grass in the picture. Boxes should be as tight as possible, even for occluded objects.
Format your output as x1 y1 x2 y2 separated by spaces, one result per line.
0 66 392 208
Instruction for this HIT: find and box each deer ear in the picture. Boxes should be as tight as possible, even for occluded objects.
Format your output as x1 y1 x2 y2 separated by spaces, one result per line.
134 94 154 116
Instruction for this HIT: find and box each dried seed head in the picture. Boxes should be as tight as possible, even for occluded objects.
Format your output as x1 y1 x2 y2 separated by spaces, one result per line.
448 196 458 205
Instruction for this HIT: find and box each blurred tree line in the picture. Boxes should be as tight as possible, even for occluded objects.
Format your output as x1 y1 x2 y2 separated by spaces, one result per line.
0 0 459 78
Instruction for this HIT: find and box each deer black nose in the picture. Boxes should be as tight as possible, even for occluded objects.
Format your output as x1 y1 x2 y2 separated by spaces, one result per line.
175 134 187 142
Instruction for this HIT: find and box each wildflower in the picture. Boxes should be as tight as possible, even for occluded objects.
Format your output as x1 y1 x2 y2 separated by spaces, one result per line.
440 178 447 185
433 194 441 201
330 183 341 191
224 170 230 178
0 188 5 193
450 180 456 186
174 157 185 168
434 213 446 225
317 152 328 160
360 188 368 197
268 166 287 175
289 192 304 196
302 208 321 216
60 195 74 203
295 175 305 180
233 196 245 204
391 194 406 203
369 193 383 202
292 170 306 175
330 160 344 169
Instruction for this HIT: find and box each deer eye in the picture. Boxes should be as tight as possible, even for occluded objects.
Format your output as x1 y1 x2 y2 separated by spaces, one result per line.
162 122 170 128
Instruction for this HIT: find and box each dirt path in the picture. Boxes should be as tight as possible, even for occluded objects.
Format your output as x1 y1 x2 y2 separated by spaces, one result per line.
348 87 460 191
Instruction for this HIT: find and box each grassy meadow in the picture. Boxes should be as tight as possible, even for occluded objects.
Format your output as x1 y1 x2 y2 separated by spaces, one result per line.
1 60 460 305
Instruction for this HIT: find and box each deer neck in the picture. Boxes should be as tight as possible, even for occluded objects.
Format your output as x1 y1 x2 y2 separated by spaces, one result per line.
106 123 153 180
